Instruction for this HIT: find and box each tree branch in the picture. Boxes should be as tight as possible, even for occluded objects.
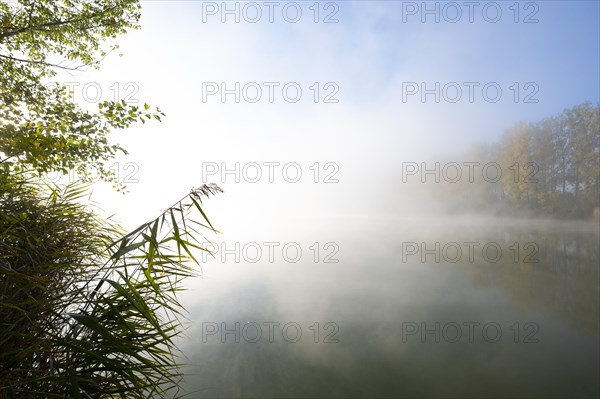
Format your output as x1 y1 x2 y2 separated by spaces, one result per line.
0 53 94 72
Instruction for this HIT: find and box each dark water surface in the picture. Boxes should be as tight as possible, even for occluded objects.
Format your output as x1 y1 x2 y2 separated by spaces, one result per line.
179 217 599 398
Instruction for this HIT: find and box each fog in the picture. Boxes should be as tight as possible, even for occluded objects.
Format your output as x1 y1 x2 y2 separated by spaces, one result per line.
37 0 600 396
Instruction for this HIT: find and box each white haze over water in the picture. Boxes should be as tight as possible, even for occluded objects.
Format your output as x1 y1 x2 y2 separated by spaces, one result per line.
44 3 600 394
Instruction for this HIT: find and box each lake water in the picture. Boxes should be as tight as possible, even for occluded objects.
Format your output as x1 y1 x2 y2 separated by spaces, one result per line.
178 216 599 398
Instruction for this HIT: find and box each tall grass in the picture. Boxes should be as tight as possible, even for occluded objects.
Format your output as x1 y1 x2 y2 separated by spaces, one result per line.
0 173 222 398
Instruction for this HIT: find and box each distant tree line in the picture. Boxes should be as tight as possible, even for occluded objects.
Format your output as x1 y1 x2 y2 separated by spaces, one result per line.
431 102 599 218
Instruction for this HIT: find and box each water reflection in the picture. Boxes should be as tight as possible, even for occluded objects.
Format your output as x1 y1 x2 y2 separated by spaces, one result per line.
179 218 599 398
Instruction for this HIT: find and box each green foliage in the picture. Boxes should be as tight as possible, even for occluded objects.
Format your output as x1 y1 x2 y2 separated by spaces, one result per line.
502 102 600 216
0 90 164 192
0 0 140 90
1 1 223 397
0 176 222 398
0 0 163 191
432 102 600 218
0 175 117 397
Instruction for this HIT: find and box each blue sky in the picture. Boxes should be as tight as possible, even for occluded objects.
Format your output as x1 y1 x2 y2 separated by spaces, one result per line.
130 0 599 137
54 0 599 228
